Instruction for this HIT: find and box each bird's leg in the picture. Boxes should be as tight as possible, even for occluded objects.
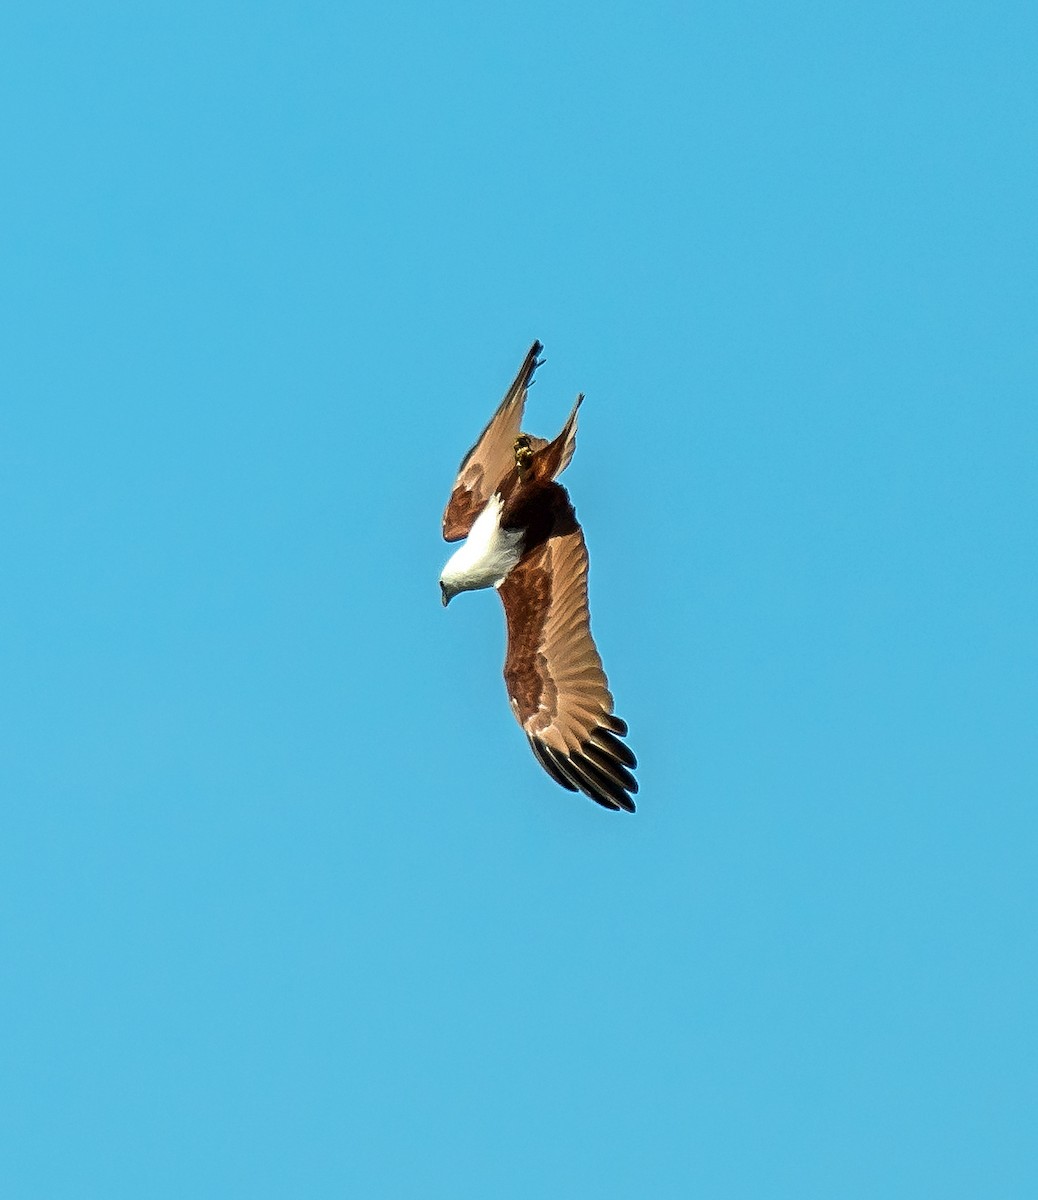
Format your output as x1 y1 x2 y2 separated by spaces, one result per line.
514 434 534 477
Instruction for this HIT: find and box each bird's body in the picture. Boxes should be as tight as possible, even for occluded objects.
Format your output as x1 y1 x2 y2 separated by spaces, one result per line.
439 343 638 812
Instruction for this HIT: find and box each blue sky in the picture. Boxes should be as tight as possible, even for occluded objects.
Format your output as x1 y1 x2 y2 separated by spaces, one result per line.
2 1 1035 1195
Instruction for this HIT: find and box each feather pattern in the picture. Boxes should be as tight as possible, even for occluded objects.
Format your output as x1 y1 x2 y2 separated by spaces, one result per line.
440 343 637 812
497 488 637 812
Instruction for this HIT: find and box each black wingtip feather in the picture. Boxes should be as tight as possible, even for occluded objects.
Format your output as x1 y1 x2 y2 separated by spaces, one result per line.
527 720 638 813
582 740 639 795
567 752 636 812
591 727 637 770
529 736 578 792
530 739 636 813
540 744 585 794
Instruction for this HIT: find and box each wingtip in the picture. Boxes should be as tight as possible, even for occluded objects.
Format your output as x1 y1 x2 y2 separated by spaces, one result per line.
530 732 638 813
510 341 544 400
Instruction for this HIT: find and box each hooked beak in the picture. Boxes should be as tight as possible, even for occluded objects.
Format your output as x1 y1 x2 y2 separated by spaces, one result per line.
440 581 453 607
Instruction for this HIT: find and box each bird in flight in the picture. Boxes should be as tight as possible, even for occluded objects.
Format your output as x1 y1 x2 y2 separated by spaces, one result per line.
439 342 638 812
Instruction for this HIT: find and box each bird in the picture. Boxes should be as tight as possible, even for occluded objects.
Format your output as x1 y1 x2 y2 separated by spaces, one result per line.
439 342 638 812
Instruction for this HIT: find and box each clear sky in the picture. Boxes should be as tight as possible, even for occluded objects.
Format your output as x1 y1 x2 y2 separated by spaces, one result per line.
2 2 1035 1196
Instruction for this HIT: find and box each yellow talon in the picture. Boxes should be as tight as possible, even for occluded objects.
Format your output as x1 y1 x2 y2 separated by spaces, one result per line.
514 435 534 474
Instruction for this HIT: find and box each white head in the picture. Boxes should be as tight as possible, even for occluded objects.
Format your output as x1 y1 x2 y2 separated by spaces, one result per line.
439 495 524 606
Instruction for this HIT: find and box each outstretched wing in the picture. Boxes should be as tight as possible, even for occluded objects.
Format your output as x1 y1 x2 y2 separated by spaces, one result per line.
497 498 637 812
442 341 545 542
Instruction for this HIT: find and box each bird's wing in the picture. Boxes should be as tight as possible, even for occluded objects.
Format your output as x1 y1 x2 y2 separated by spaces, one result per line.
442 342 544 542
498 506 637 811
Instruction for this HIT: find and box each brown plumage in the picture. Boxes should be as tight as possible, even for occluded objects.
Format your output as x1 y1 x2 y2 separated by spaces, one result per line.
440 343 637 812
442 341 546 543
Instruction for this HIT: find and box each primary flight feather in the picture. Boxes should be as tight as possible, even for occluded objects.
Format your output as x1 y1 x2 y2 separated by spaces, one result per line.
439 342 638 813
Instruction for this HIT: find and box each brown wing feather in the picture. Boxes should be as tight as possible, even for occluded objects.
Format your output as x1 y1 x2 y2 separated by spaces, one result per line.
442 341 543 541
498 495 637 812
